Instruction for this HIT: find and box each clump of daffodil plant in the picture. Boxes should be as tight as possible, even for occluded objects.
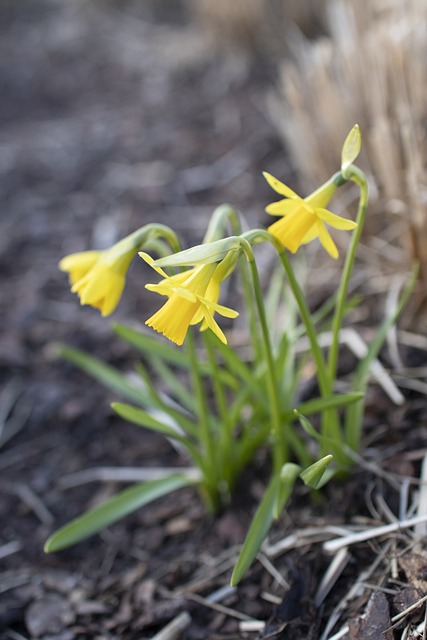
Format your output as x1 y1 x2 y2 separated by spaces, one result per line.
45 126 413 585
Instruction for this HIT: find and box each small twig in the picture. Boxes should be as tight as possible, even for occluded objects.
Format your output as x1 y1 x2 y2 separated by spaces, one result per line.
173 548 239 596
415 454 427 536
0 570 34 594
324 513 427 554
388 592 427 629
295 328 405 405
0 541 21 560
423 600 427 640
0 433 62 471
186 591 253 622
315 548 350 607
257 552 289 589
151 611 192 640
324 625 349 640
320 540 394 640
264 525 353 558
2 482 54 525
240 619 266 633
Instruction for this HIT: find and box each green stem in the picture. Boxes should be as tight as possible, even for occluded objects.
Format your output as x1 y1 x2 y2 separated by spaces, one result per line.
328 165 369 382
239 256 264 365
278 251 332 397
240 240 287 470
242 229 331 397
203 331 233 494
186 330 217 511
203 204 242 243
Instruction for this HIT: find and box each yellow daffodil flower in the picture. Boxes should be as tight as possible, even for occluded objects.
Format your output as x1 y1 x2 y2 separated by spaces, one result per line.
263 172 357 259
141 252 238 346
59 235 139 316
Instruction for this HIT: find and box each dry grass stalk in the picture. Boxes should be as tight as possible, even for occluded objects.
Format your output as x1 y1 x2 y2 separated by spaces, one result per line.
271 0 427 285
187 0 327 52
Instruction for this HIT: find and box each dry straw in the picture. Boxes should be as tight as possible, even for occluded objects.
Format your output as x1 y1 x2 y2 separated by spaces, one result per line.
188 0 427 297
270 0 427 285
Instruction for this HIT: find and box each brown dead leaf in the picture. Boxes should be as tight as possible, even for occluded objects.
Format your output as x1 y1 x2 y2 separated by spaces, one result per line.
348 592 393 640
25 594 75 637
392 586 424 619
398 547 427 591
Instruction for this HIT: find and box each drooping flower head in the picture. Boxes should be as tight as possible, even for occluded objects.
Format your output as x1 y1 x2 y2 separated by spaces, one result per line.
59 226 178 316
263 172 357 259
141 252 238 346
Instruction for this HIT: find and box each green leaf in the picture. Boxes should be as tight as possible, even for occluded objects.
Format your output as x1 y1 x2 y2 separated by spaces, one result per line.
300 455 333 489
134 362 198 437
274 463 302 518
230 475 280 587
231 463 301 586
288 392 364 421
149 357 195 413
113 324 188 368
213 339 266 403
44 474 193 552
111 402 186 442
113 323 235 388
294 410 323 442
55 344 148 406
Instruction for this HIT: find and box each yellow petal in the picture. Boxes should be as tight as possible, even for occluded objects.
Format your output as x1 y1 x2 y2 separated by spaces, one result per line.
317 222 339 259
202 298 239 318
265 199 301 217
146 282 198 303
316 208 357 230
139 252 169 278
263 172 299 199
99 283 123 316
301 226 319 245
59 251 101 284
200 308 228 344
268 206 316 253
306 181 337 210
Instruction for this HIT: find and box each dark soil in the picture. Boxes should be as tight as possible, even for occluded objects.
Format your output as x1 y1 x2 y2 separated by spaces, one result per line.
1 2 427 639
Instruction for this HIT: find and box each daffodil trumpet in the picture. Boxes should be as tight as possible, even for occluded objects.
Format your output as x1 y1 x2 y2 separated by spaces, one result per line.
141 252 238 346
59 224 179 316
264 171 357 259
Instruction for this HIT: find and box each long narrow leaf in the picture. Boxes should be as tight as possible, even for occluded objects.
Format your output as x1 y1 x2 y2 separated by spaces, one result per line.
114 323 235 388
134 362 198 437
56 344 148 406
213 339 266 402
111 402 188 442
44 473 193 552
230 475 280 587
113 323 188 368
150 357 194 413
287 392 364 421
231 463 301 586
